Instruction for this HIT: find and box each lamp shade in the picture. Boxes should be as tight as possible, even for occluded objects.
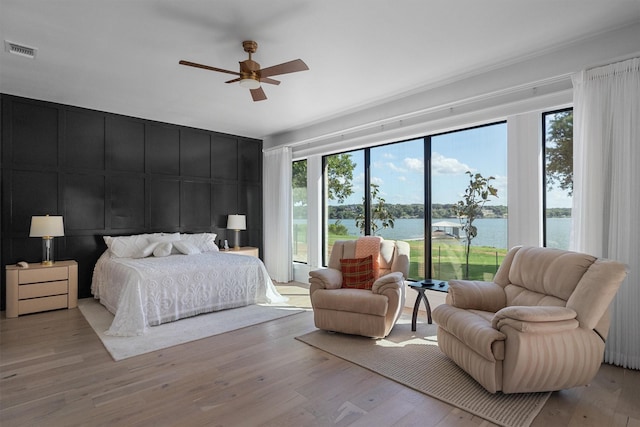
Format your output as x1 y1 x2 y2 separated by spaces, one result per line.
29 215 65 237
227 214 246 230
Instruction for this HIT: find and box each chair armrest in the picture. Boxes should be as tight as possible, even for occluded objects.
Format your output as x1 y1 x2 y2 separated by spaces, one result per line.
492 306 578 333
447 280 506 312
309 268 342 290
372 271 403 294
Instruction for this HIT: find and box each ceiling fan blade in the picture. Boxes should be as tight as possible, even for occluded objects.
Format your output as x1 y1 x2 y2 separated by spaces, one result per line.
179 60 240 77
260 77 281 85
259 59 309 78
250 87 267 102
225 78 241 84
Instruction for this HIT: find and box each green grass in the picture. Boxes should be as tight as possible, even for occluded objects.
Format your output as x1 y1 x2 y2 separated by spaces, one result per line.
430 241 507 281
327 234 507 281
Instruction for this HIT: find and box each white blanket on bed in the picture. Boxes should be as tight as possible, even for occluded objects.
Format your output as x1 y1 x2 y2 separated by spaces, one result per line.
91 251 286 336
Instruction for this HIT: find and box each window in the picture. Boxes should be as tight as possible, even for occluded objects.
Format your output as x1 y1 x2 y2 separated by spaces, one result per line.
324 151 363 262
369 139 425 279
543 109 573 249
431 123 508 281
292 160 308 263
324 142 427 278
321 122 507 281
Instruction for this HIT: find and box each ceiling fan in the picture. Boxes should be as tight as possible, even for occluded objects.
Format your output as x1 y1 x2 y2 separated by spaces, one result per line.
179 40 309 102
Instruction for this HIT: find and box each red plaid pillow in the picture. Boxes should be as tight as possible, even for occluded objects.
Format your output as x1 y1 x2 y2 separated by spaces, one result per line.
340 255 375 290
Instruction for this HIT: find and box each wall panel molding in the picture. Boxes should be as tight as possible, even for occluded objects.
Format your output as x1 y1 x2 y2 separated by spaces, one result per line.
1 94 263 307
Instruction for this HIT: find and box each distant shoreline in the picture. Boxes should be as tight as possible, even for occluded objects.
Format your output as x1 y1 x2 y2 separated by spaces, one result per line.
294 217 571 250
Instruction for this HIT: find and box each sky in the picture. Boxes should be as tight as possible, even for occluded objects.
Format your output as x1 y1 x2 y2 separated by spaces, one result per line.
338 123 508 206
335 121 573 209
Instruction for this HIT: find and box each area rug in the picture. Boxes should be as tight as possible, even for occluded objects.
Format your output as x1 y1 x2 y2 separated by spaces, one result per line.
295 317 550 427
79 299 303 361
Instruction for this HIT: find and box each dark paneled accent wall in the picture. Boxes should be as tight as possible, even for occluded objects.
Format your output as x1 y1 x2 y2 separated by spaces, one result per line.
1 94 263 308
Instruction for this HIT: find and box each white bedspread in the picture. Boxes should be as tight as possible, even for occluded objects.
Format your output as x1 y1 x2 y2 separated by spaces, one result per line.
91 251 286 336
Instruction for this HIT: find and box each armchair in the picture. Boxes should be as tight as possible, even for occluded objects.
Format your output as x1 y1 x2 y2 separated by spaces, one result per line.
432 246 628 394
309 238 410 338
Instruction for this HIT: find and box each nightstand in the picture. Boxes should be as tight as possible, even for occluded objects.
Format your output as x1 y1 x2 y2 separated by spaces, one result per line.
5 260 78 318
226 247 259 258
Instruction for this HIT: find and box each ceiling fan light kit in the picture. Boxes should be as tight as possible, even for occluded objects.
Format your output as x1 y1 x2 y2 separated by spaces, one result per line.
179 40 308 101
239 78 260 89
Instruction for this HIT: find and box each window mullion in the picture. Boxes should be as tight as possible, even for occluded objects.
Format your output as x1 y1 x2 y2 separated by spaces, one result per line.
364 149 371 235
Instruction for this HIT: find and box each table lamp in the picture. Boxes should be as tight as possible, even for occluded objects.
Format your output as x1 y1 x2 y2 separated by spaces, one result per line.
29 215 65 265
227 214 246 250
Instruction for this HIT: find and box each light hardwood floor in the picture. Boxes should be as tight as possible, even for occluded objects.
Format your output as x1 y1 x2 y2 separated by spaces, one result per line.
1 283 639 427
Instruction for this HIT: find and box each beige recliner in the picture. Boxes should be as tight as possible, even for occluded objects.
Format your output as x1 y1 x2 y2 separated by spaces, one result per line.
432 246 628 394
309 238 410 338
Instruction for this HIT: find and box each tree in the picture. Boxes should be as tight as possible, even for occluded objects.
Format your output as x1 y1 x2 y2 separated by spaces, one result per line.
292 160 308 219
355 183 395 235
293 155 357 214
546 110 573 195
295 155 357 232
328 219 349 235
454 171 498 279
326 154 356 203
292 160 307 189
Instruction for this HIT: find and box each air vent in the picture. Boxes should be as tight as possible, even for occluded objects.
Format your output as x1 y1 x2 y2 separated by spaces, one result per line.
4 40 37 59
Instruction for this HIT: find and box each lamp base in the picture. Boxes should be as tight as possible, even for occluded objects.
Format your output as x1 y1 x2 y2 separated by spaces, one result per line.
234 229 241 250
41 237 55 266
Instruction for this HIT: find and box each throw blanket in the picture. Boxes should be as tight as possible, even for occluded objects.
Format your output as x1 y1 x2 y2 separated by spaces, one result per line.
355 236 382 279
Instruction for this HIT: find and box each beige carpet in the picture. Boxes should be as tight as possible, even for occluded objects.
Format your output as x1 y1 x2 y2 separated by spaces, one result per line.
79 299 303 361
296 317 550 427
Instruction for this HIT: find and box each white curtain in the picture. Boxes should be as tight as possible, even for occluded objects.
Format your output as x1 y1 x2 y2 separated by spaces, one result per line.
571 57 640 369
263 146 293 282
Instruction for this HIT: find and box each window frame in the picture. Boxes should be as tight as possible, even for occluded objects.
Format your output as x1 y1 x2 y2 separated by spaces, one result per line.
541 107 573 249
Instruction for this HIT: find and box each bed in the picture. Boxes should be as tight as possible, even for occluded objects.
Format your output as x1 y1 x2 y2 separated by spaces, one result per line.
91 232 286 336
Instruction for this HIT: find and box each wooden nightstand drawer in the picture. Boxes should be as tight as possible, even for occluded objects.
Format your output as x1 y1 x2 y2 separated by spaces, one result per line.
226 247 259 257
6 260 78 318
19 294 69 315
19 266 68 284
19 280 68 299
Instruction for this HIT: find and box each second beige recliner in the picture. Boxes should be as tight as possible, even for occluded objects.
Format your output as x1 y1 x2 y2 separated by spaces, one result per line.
432 246 628 394
309 238 410 338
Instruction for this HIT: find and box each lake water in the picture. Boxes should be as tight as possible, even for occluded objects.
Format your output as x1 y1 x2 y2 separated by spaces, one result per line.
328 217 571 249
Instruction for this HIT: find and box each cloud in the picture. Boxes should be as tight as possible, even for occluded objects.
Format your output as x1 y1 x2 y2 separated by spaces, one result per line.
546 187 572 208
403 157 424 172
387 162 403 172
374 160 403 172
371 176 384 185
432 152 471 175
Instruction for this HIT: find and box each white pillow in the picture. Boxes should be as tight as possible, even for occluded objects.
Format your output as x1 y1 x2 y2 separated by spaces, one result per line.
133 242 159 259
153 242 173 257
173 240 201 255
180 233 219 252
148 232 181 243
104 234 150 258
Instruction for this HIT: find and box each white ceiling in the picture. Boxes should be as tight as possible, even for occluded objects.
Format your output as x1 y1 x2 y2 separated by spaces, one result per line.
1 0 639 140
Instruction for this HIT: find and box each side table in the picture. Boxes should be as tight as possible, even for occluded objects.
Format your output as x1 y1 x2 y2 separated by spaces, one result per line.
408 280 449 331
223 247 259 258
5 260 78 318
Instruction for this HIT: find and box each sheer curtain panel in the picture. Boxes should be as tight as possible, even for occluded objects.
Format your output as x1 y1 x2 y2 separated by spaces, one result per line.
263 146 293 282
571 57 640 369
